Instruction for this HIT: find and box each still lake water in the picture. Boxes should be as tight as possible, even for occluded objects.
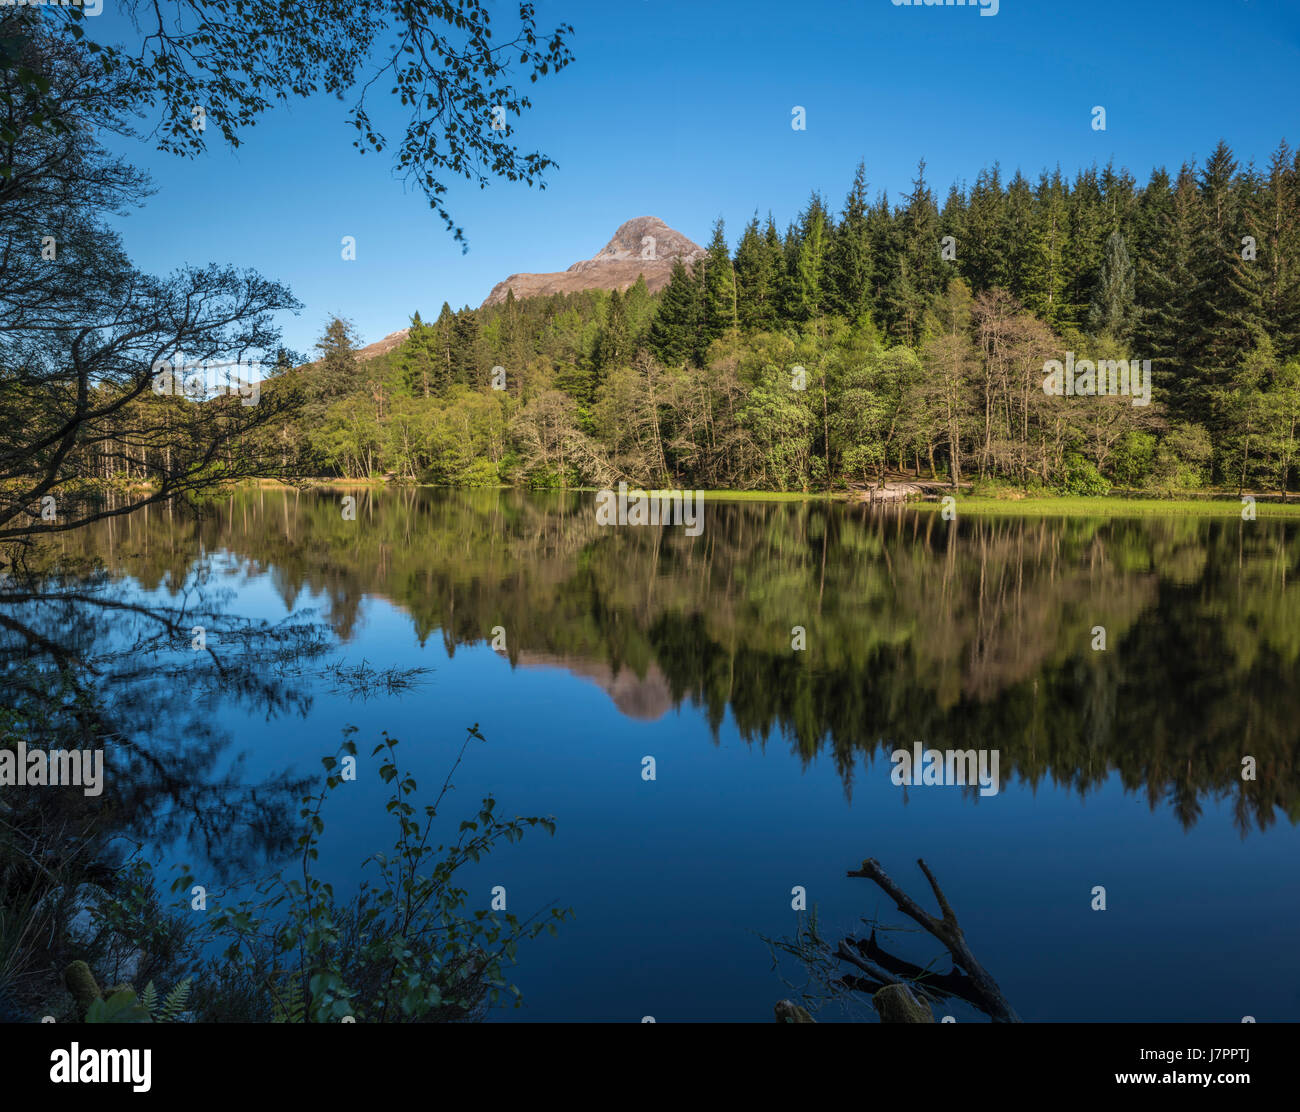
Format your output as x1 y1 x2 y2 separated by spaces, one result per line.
45 489 1300 1021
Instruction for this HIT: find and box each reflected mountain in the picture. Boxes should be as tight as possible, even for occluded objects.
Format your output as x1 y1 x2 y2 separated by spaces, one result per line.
514 650 674 721
30 487 1300 834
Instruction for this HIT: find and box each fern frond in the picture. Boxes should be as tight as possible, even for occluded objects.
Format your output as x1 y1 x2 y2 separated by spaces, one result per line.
271 975 305 1023
139 981 158 1016
158 978 192 1022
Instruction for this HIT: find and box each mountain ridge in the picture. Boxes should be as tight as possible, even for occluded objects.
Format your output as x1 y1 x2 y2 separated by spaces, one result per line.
481 215 704 307
356 216 703 360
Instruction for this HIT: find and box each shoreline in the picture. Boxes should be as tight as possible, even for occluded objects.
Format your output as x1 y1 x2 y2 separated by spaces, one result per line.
232 479 1300 516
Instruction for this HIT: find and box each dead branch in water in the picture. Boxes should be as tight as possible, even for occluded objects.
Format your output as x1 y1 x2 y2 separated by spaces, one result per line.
767 856 1020 1023
842 857 1021 1023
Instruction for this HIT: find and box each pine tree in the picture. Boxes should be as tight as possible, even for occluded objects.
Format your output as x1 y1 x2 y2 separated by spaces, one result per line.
1261 141 1300 356
938 180 967 304
1002 170 1036 304
302 317 361 450
1088 230 1137 342
1194 142 1265 407
700 217 737 346
622 274 655 344
400 310 434 398
884 161 942 345
1065 167 1107 325
1022 169 1071 330
1099 161 1140 235
828 162 873 322
432 302 457 393
1131 166 1173 268
498 288 529 383
451 308 480 387
734 214 780 331
313 316 361 398
1222 161 1270 361
594 288 630 375
961 164 1006 293
649 258 702 365
788 193 831 323
1136 165 1202 416
864 192 895 324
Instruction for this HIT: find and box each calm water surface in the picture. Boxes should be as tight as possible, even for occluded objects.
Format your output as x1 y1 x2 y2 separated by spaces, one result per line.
35 489 1300 1021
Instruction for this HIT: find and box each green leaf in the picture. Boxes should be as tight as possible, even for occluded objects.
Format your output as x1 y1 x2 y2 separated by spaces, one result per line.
85 990 152 1024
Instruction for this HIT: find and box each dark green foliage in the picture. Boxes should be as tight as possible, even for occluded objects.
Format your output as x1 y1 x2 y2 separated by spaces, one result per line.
701 217 738 344
735 214 784 331
787 193 832 324
164 143 1300 495
828 163 874 323
649 257 703 366
1089 231 1138 342
451 308 482 388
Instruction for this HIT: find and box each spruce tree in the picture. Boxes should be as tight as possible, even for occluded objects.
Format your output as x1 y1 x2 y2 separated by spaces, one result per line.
700 217 737 346
1137 165 1202 417
1065 167 1107 326
1088 230 1138 342
432 302 457 393
451 308 480 387
1194 142 1264 407
884 161 942 345
961 164 1006 293
829 162 873 322
734 214 780 331
1022 169 1071 330
1261 141 1300 356
649 258 702 365
401 310 435 398
788 192 831 323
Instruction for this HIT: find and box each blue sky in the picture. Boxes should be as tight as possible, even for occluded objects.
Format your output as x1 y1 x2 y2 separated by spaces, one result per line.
96 0 1300 358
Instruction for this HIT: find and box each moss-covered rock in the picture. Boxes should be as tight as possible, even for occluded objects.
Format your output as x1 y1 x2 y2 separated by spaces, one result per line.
774 999 816 1023
873 983 934 1023
63 960 102 1017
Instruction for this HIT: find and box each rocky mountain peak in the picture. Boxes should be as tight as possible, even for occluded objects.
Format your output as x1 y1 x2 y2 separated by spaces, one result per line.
480 217 704 307
587 216 706 266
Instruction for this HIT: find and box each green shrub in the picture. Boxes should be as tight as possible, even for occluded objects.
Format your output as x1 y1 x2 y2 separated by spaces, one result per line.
1154 423 1213 491
1110 430 1157 488
1059 455 1111 496
456 459 502 488
171 726 570 1022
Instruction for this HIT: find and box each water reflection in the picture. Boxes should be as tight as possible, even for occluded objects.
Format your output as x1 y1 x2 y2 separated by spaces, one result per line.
22 488 1300 836
0 545 325 879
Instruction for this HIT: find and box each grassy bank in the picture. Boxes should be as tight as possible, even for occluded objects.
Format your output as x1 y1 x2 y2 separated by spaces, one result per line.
234 478 1300 517
910 495 1300 518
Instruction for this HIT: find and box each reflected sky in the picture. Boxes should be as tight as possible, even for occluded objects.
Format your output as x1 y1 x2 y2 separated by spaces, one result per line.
21 489 1300 1021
